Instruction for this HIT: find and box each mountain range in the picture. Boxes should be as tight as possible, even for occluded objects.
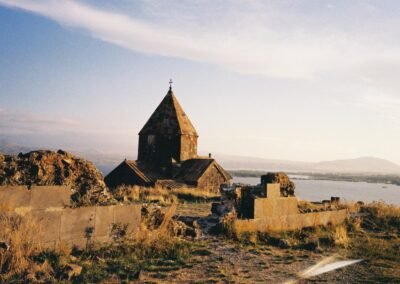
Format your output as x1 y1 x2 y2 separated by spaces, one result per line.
1 141 400 175
217 154 400 174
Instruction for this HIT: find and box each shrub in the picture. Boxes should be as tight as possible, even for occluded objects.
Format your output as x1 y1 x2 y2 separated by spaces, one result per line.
359 201 400 233
0 207 41 281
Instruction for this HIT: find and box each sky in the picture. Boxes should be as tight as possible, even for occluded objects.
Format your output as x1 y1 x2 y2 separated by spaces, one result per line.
1 0 400 163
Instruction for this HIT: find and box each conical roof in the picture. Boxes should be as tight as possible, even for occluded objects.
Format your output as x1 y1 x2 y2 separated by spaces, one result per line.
139 89 198 136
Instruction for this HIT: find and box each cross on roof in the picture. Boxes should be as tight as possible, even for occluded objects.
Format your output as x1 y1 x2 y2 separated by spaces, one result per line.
169 78 173 90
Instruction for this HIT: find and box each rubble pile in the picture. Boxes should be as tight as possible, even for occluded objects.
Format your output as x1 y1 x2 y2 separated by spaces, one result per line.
211 172 296 219
0 150 111 206
261 172 295 197
141 204 165 230
141 204 201 238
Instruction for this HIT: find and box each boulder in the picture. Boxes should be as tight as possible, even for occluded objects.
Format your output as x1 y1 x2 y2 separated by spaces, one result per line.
141 204 164 229
0 150 111 206
211 202 228 216
141 204 201 238
260 172 295 197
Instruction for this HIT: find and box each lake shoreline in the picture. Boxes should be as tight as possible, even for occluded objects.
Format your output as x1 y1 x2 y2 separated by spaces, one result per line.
229 170 400 186
232 176 400 205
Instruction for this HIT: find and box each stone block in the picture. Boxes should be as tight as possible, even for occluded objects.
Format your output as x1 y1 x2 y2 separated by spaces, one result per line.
265 183 280 199
94 206 114 241
31 210 62 243
60 207 96 244
235 209 348 233
0 185 29 191
94 236 112 245
0 186 31 209
113 205 141 234
254 197 298 219
41 240 57 250
61 238 88 250
30 186 71 209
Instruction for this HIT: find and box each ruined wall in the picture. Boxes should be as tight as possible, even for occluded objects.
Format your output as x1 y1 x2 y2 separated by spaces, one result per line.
234 183 348 233
31 204 141 249
254 197 298 218
197 165 226 194
0 185 72 209
234 209 348 233
0 186 141 248
260 172 295 197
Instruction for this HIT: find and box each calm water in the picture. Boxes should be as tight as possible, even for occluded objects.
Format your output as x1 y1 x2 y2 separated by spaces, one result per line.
233 177 400 205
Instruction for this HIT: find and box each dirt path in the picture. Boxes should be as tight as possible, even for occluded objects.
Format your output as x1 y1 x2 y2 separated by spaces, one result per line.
140 235 371 283
140 203 397 283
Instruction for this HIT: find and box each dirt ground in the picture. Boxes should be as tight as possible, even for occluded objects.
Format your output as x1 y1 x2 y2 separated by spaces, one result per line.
138 203 399 283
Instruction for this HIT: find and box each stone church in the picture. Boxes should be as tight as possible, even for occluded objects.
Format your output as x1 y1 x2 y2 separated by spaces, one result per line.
105 85 232 193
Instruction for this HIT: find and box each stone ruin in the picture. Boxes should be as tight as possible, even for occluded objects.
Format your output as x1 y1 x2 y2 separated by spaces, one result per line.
0 185 141 249
212 173 348 233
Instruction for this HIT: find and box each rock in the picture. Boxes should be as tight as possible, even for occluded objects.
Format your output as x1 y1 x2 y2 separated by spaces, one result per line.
171 219 201 239
0 241 10 250
0 150 112 206
211 202 228 216
278 238 291 248
62 158 72 165
260 172 295 197
207 216 220 224
141 204 201 238
141 204 164 229
302 239 319 251
63 263 82 280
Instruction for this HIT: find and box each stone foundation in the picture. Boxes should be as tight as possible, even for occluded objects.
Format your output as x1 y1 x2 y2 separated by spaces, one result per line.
234 183 348 233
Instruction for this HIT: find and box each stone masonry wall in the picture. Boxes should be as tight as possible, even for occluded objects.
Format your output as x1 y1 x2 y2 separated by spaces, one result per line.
234 209 348 233
198 164 227 194
0 186 141 249
234 183 348 233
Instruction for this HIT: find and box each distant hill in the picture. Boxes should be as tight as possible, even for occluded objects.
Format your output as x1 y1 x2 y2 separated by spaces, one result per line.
214 154 400 174
0 140 32 155
73 151 133 175
1 141 399 175
313 157 400 174
212 153 313 172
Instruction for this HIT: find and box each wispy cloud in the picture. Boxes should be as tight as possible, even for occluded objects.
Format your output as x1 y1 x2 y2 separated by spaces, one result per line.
0 108 137 154
0 108 137 136
0 108 80 134
1 0 400 79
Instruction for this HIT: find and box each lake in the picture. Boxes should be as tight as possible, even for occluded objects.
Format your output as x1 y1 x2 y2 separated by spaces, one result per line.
233 176 400 205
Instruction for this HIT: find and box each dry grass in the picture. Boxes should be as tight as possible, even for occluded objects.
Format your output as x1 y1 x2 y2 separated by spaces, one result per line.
333 225 349 247
297 200 325 212
0 206 42 281
359 201 400 233
345 201 400 266
75 203 192 282
0 203 192 282
176 202 212 217
113 185 177 205
130 204 191 260
113 185 220 205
